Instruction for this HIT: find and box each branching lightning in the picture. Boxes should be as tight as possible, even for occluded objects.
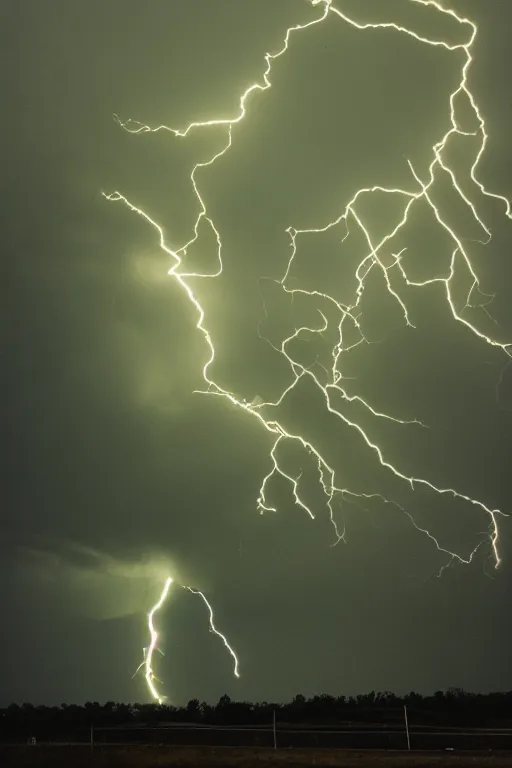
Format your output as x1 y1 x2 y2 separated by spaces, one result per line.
141 576 173 703
104 0 511 699
137 577 239 704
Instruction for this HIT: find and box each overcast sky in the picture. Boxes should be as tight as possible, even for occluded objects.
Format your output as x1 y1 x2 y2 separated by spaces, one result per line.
3 0 512 707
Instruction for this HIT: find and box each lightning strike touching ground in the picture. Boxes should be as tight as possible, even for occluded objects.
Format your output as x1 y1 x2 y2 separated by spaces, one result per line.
138 578 239 704
142 577 173 704
105 0 511 697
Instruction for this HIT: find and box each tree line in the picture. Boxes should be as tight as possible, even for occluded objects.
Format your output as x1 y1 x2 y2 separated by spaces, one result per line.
1 689 511 740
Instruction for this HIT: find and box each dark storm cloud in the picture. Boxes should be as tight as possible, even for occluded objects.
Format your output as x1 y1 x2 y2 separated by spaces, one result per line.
3 0 512 706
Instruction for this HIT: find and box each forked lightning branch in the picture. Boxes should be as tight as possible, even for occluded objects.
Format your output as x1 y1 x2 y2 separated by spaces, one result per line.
104 0 511 702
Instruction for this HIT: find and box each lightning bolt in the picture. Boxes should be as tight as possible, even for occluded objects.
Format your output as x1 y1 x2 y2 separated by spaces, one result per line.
141 576 173 704
137 577 239 704
185 587 240 679
105 0 511 696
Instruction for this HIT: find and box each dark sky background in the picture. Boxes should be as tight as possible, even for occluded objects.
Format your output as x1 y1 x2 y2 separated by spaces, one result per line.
3 0 512 707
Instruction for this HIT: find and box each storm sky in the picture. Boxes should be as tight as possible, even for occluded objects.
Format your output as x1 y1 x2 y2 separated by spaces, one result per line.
3 0 512 706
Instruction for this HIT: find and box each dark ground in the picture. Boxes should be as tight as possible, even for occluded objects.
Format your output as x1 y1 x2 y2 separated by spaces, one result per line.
0 745 511 768
2 746 512 768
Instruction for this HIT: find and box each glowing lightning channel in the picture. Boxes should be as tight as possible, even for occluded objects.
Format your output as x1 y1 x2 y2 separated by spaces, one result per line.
138 578 239 703
143 576 173 704
185 587 240 679
105 0 511 694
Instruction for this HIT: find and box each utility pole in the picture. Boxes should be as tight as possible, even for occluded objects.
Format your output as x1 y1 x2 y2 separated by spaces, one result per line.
273 710 277 749
404 705 411 751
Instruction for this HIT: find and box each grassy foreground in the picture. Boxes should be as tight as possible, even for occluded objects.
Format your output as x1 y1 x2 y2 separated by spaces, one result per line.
1 746 510 768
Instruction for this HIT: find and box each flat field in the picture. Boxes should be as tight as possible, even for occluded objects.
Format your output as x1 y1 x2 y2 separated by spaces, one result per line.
2 746 511 768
